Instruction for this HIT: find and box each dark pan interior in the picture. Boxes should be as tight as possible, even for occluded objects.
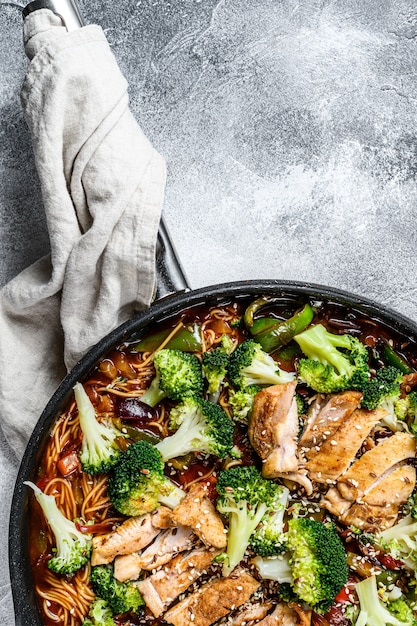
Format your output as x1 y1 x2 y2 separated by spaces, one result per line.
9 279 417 625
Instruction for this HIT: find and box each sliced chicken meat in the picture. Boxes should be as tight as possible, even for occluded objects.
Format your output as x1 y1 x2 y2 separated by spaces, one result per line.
299 390 362 450
91 507 174 566
336 431 416 501
249 382 298 476
136 525 195 570
256 602 311 625
322 432 417 531
341 464 416 531
114 552 142 582
163 567 260 626
137 547 220 617
173 482 227 549
304 407 386 484
226 600 274 625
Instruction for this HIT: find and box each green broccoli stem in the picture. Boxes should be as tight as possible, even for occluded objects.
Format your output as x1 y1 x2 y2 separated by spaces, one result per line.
252 554 293 584
74 383 120 473
24 481 92 574
295 324 354 377
155 410 206 460
355 576 405 626
222 501 268 576
158 481 186 509
140 373 166 407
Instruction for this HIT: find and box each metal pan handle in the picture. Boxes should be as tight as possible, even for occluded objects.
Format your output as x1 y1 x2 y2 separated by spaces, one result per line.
22 0 190 298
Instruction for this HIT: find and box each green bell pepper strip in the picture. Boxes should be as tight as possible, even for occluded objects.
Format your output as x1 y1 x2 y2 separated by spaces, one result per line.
132 324 202 353
250 303 314 353
243 297 273 329
383 343 414 374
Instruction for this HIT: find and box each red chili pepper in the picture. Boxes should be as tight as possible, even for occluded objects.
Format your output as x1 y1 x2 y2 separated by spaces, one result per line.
376 551 404 570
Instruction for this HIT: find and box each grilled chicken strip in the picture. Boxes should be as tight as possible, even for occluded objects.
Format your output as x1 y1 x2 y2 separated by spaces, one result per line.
226 601 274 625
341 464 416 531
136 525 195 570
173 482 227 549
114 552 142 582
300 390 362 450
322 432 417 531
91 506 175 566
137 547 221 617
248 382 299 476
163 567 260 626
304 407 386 484
336 431 416 501
256 602 312 625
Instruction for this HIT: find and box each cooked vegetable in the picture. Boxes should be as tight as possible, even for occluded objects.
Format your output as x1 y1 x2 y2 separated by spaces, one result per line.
81 598 115 626
294 323 370 393
90 565 144 616
377 515 417 569
361 366 405 431
107 440 185 517
228 384 261 423
74 382 123 475
140 348 204 407
355 576 416 626
396 391 417 434
249 485 289 556
202 334 234 402
286 517 348 613
133 324 202 353
25 481 92 575
154 396 234 460
227 339 295 390
250 303 314 353
216 465 288 576
252 553 293 584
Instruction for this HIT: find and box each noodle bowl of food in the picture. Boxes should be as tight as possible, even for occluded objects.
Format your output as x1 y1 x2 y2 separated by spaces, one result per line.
9 280 417 626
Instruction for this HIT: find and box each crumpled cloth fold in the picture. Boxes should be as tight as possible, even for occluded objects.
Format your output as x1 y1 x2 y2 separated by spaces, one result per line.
0 10 166 459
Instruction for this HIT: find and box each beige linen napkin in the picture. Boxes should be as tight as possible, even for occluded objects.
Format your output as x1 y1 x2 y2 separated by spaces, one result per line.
0 10 166 459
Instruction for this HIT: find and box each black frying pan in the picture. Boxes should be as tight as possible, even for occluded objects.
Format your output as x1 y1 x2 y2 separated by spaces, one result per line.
9 278 417 625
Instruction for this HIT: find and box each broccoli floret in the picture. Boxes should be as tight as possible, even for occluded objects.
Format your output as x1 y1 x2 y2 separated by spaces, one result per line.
82 598 115 626
90 565 144 616
396 391 417 435
228 385 261 424
249 486 289 556
24 481 92 575
355 576 416 626
388 597 417 625
154 396 234 461
140 349 204 407
227 340 295 390
407 491 417 519
202 335 234 402
107 441 185 517
252 553 293 584
361 367 406 431
216 465 287 576
286 517 348 613
294 324 370 393
74 382 123 475
377 515 417 569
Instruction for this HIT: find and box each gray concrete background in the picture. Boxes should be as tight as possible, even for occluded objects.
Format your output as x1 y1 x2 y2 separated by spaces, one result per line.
1 0 417 622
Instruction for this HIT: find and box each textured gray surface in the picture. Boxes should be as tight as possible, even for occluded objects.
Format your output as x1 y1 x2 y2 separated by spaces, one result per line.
1 0 417 622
